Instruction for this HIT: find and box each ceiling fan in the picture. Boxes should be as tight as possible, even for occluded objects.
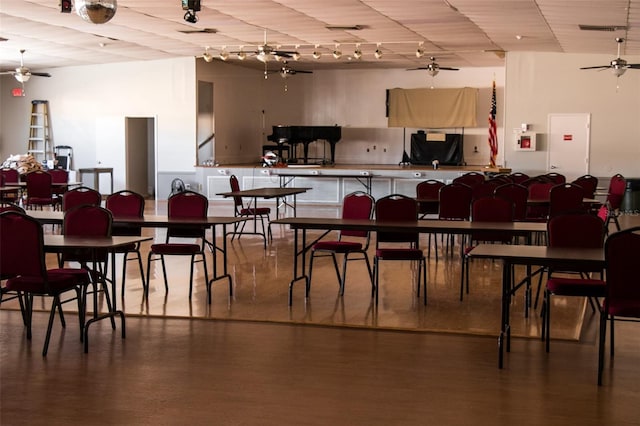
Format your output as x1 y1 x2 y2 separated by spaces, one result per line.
0 49 52 83
231 30 299 63
580 37 640 77
274 62 313 79
407 57 459 77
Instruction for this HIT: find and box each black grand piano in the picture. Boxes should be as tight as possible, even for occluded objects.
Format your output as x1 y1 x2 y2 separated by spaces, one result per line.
267 125 341 164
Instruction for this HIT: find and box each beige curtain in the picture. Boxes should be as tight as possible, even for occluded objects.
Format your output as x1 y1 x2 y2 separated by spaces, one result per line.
387 87 478 128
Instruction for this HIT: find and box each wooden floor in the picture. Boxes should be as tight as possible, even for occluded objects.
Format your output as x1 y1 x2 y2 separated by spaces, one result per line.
1 201 639 425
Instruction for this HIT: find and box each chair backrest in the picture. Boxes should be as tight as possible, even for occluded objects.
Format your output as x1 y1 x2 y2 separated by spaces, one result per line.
548 183 585 217
547 213 604 249
604 227 640 316
105 190 145 236
0 202 25 214
229 174 245 211
572 174 598 199
63 204 113 238
340 191 375 238
452 172 485 188
62 186 102 211
0 211 46 280
544 172 566 185
470 195 514 243
471 180 501 201
508 172 529 185
167 190 208 240
375 194 419 245
607 174 626 210
25 170 53 199
1 168 19 184
416 179 445 215
438 183 472 221
494 183 528 221
49 168 68 184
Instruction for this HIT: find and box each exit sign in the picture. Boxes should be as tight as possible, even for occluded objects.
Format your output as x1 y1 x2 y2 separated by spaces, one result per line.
11 87 25 97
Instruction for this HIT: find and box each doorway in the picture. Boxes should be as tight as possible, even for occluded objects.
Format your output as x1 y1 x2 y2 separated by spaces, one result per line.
547 113 590 181
125 117 156 199
197 81 214 165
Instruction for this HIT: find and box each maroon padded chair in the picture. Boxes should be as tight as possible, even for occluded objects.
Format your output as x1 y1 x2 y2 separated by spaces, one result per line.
525 181 554 221
606 174 626 230
572 174 598 199
62 186 101 211
416 179 445 259
24 170 59 210
373 194 427 306
146 190 211 302
461 196 514 301
452 172 485 188
0 202 24 213
62 205 116 328
1 211 84 356
508 172 529 185
494 183 529 221
0 168 21 204
229 174 271 246
438 183 473 257
598 226 640 385
542 213 606 352
544 172 566 185
471 180 501 201
307 191 375 299
49 168 69 202
548 183 585 218
105 190 146 298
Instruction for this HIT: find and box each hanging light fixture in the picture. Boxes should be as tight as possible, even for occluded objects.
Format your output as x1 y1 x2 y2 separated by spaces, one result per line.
237 47 247 60
292 46 301 61
202 46 213 63
219 47 229 61
374 43 383 59
312 45 322 59
353 44 362 60
75 0 117 24
333 44 342 59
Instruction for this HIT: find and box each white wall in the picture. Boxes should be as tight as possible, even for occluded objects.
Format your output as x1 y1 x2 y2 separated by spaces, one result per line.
504 51 640 177
0 57 196 192
3 51 640 198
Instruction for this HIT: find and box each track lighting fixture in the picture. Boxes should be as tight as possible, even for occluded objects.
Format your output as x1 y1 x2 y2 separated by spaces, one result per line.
333 44 342 59
312 45 322 59
182 0 200 23
202 46 213 63
219 47 229 61
353 44 362 60
374 44 383 59
237 50 246 60
416 42 425 58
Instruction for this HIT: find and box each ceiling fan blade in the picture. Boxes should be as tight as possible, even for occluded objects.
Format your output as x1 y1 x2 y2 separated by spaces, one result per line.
627 64 640 69
406 67 429 71
580 65 611 70
294 70 313 74
438 67 459 71
31 72 51 77
0 71 17 75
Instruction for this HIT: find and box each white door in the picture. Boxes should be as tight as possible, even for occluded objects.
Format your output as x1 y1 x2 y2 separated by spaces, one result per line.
547 113 590 181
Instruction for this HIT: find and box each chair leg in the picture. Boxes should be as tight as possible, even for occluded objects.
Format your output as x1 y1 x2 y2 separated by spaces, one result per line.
598 310 608 385
373 257 379 305
610 316 615 357
145 254 152 297
160 255 169 293
545 291 551 352
188 254 195 299
42 296 60 357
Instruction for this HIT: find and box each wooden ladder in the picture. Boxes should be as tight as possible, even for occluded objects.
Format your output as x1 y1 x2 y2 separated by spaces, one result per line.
27 100 53 164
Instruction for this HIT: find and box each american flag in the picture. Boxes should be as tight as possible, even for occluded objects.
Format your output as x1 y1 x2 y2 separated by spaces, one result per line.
488 79 498 167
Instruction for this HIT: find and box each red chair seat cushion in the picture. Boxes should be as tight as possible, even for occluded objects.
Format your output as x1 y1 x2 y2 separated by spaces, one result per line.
150 243 200 255
313 241 363 253
546 277 605 298
240 207 271 215
375 248 424 260
6 272 78 293
607 300 640 318
48 268 91 285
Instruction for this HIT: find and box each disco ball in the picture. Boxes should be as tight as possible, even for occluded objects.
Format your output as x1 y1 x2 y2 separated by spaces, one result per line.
76 0 117 24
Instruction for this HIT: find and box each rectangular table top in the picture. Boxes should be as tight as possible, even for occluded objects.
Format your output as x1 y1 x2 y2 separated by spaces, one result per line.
468 244 604 266
271 217 547 234
28 210 245 227
217 187 310 199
